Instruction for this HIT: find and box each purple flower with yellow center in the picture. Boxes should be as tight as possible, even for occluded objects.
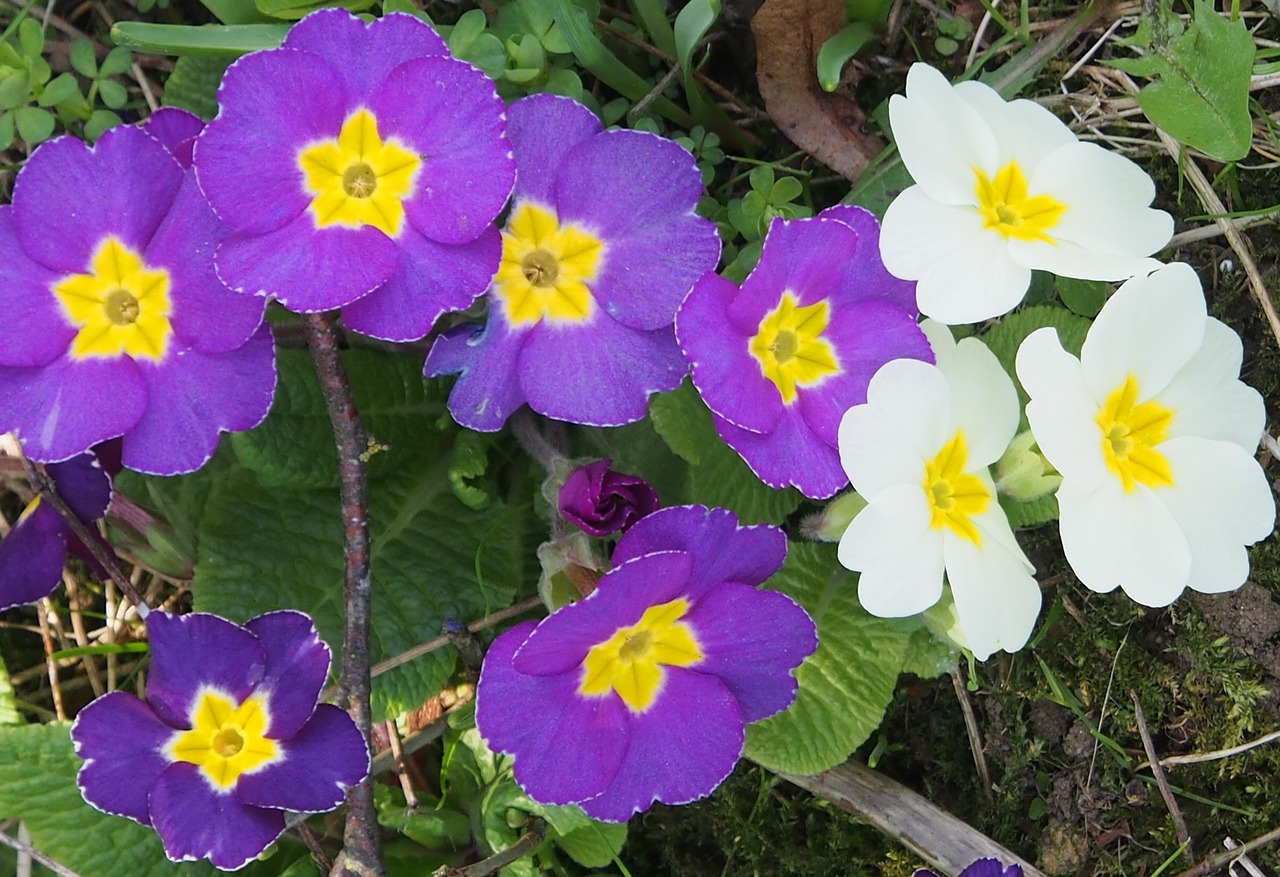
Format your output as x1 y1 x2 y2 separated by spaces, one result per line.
194 9 515 341
676 205 933 498
0 119 276 474
476 505 817 821
0 449 112 610
426 93 721 430
559 459 659 536
71 611 368 871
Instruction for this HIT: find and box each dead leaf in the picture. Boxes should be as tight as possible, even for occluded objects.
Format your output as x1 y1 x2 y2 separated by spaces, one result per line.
751 0 884 180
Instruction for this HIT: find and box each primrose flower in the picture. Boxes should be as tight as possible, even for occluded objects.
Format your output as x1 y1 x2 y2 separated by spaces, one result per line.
1016 263 1275 606
71 611 368 870
195 9 515 341
880 63 1173 324
0 449 111 610
677 205 932 498
915 859 1024 877
837 322 1041 660
0 120 276 473
477 505 817 821
427 93 721 430
559 459 659 536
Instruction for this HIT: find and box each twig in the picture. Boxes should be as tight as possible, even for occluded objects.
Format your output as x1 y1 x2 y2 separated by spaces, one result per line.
1138 728 1280 771
950 668 992 803
0 826 81 877
1132 691 1193 862
35 603 65 721
295 820 335 875
384 720 417 808
1168 214 1272 248
304 313 384 877
1172 825 1280 877
434 821 548 877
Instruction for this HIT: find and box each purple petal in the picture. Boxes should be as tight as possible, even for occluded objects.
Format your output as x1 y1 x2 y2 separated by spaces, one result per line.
0 356 146 463
71 691 176 825
0 501 67 610
214 218 397 312
742 217 860 311
372 56 513 245
242 610 331 740
477 622 631 805
146 173 265 353
426 318 530 432
712 407 847 499
818 204 919 312
512 551 695 676
508 94 602 206
123 326 276 476
578 669 743 821
612 505 787 598
559 459 659 536
520 318 688 427
677 271 784 435
341 225 500 342
554 130 716 330
282 10 447 97
149 762 285 870
235 704 368 812
143 108 205 169
195 48 348 235
12 127 183 273
0 206 73 367
145 612 266 729
956 860 1024 877
47 451 112 522
682 582 815 722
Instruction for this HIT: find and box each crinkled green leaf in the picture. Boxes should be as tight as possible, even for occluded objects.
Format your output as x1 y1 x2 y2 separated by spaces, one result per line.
999 491 1059 530
978 304 1091 417
161 55 229 118
195 460 526 720
447 429 498 510
745 542 910 774
0 653 20 726
899 621 959 679
1056 276 1107 318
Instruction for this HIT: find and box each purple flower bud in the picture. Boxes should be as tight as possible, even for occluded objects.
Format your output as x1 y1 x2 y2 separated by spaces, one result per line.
558 459 659 536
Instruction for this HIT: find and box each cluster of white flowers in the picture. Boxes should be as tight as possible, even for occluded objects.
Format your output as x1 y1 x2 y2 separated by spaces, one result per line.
835 63 1276 660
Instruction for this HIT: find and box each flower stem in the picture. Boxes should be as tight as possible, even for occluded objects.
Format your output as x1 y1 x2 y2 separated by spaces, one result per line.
303 313 385 877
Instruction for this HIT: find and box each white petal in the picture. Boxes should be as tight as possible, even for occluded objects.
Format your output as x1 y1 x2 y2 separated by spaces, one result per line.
840 359 950 498
879 186 979 283
971 488 1036 573
1057 478 1191 606
1080 263 1207 401
955 82 1077 170
1160 437 1276 594
1029 142 1172 257
1159 319 1266 452
1017 327 1108 488
944 522 1042 660
890 63 997 206
1010 240 1163 284
943 337 1020 466
841 484 946 617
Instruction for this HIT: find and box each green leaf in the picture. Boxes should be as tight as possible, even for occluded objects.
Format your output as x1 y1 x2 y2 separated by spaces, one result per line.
0 652 21 726
195 462 527 720
97 78 129 109
17 19 44 60
0 112 13 150
110 22 289 57
843 150 911 219
85 109 122 141
674 0 717 76
0 69 31 111
200 0 280 25
999 490 1059 530
1108 0 1254 161
162 54 230 118
13 105 54 143
99 46 134 77
899 621 959 679
554 821 627 867
254 0 374 20
448 429 497 510
816 21 875 91
978 305 1091 416
69 39 99 77
37 72 81 107
1056 276 1107 318
745 542 910 774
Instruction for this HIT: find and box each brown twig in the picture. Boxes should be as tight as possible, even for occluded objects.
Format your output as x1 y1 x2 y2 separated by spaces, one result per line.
1171 825 1280 877
950 668 992 803
304 313 384 877
0 826 82 877
36 601 66 721
1137 727 1280 771
295 820 335 875
1131 691 1193 862
433 821 548 877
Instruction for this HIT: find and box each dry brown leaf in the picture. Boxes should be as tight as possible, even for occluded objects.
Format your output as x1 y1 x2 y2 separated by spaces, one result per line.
752 0 884 180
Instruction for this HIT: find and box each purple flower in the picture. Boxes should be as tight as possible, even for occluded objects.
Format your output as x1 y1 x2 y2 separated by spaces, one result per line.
194 10 515 341
915 859 1024 877
476 505 817 821
71 611 368 871
676 205 933 498
0 117 276 474
426 93 721 430
0 449 112 610
559 459 659 536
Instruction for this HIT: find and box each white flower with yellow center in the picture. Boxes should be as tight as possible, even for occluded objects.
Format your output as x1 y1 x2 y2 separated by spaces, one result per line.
1016 263 1275 606
837 322 1041 659
880 63 1174 325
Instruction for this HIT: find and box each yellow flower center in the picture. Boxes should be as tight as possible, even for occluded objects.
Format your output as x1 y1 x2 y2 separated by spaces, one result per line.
974 161 1066 243
1096 375 1175 493
495 202 604 327
749 292 840 404
169 690 279 790
579 598 704 714
52 236 172 362
923 431 990 546
297 108 422 238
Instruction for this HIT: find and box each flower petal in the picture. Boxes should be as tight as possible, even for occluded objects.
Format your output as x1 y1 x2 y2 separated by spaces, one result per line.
149 762 285 870
954 82 1075 171
682 582 816 722
1159 318 1265 452
235 704 368 812
243 610 332 740
143 107 205 169
841 483 946 617
1016 326 1108 488
507 94 602 206
713 407 846 498
145 612 267 729
943 512 1040 660
72 691 176 825
931 331 1020 467
281 9 447 97
817 204 919 312
426 318 529 432
0 206 73 367
0 501 67 610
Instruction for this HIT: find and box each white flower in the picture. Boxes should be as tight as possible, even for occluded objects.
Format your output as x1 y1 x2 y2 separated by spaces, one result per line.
1016 262 1276 606
837 322 1041 660
880 63 1173 325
